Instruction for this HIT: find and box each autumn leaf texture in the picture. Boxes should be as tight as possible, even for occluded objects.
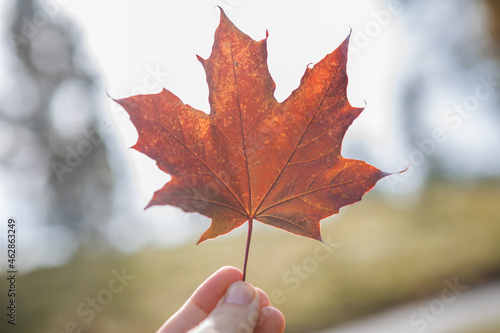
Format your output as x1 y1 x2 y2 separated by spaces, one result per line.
115 10 389 247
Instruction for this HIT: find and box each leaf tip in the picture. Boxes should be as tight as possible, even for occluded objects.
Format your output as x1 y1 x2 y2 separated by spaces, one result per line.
340 33 351 53
216 5 229 24
105 90 115 101
380 166 408 179
196 234 209 245
196 54 206 67
398 165 410 175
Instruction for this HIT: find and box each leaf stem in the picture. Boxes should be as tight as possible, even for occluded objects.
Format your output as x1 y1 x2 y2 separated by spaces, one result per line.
242 218 253 281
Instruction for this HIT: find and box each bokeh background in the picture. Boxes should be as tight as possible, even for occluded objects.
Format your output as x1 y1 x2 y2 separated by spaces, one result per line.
1 0 499 332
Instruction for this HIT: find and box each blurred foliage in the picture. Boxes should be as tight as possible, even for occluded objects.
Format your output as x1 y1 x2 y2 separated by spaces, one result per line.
3 181 500 333
1 0 128 258
484 0 500 45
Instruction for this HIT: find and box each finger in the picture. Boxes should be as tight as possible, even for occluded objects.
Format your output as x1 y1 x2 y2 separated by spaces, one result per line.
190 266 242 313
156 299 206 333
255 306 286 333
190 281 261 333
157 266 242 333
255 287 271 308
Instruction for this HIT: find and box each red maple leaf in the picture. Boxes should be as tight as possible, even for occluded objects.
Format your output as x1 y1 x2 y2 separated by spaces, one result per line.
116 10 389 279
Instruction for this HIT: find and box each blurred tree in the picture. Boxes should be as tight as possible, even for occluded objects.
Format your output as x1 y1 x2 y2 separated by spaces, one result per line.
394 0 500 182
483 0 500 109
484 0 500 44
0 0 123 260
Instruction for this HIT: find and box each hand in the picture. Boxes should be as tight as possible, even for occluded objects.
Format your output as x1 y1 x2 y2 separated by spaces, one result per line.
156 266 285 333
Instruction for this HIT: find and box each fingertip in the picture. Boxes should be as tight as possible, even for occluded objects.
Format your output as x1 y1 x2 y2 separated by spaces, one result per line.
256 306 286 333
216 266 243 280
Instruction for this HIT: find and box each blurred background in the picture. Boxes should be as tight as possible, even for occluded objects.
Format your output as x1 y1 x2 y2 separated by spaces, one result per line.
1 0 499 332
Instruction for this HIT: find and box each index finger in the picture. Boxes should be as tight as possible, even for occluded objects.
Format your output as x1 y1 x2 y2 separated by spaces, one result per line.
190 266 243 313
157 266 243 333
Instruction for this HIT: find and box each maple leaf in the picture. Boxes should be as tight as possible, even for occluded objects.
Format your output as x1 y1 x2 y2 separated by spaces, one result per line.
115 10 390 279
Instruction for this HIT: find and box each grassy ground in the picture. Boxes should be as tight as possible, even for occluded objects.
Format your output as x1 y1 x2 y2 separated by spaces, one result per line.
455 322 500 333
2 180 500 332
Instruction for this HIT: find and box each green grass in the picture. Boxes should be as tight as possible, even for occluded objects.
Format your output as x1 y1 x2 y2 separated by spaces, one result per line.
2 180 500 332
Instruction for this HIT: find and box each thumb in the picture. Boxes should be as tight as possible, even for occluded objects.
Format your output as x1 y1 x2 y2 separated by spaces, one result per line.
189 281 260 333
